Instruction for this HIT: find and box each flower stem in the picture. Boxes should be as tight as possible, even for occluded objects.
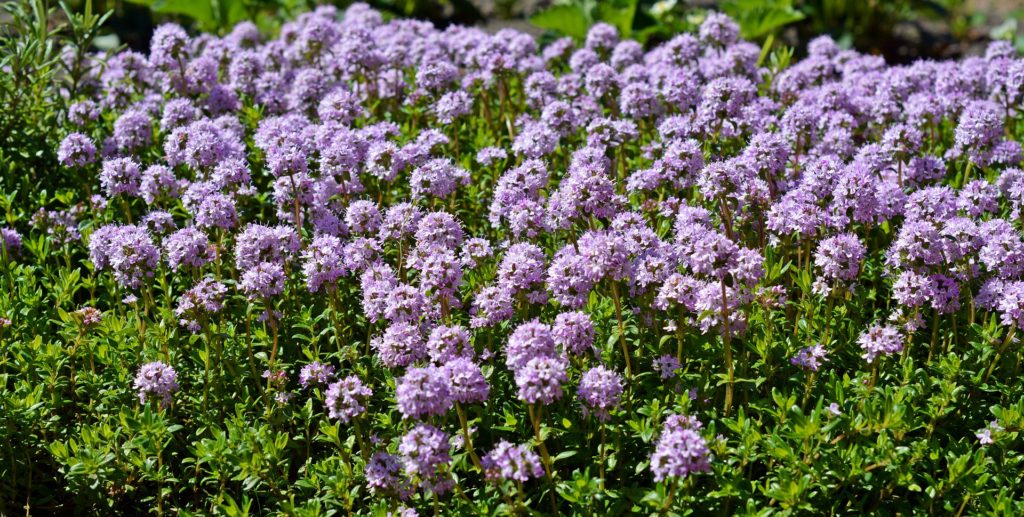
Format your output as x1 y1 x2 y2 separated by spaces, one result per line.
528 404 558 514
610 282 632 378
455 402 482 471
720 278 734 415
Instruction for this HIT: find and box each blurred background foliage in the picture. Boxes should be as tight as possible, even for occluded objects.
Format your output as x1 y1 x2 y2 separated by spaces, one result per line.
30 0 1024 63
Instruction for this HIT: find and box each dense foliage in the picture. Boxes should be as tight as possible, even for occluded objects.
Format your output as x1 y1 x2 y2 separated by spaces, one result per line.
2 3 1024 515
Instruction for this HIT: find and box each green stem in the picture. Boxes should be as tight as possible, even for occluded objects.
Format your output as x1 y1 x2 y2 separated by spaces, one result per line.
610 282 632 378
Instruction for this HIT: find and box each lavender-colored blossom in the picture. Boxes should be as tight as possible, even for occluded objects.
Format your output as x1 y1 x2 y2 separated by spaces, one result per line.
134 362 179 407
299 361 336 389
164 227 212 271
399 424 451 478
654 354 682 379
858 324 904 363
175 277 226 331
234 224 300 270
240 261 286 300
460 237 493 269
514 356 567 405
410 158 470 200
88 224 159 289
505 320 557 371
470 284 514 328
325 375 372 422
426 324 473 363
366 451 412 499
577 366 623 421
443 358 490 404
100 158 142 198
372 322 426 368
481 441 544 484
139 165 181 205
790 344 827 371
814 233 866 287
552 311 596 356
302 234 346 292
58 133 97 167
650 415 711 482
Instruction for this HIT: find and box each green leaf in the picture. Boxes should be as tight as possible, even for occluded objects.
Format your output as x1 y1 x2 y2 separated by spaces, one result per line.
126 0 214 29
530 4 590 41
597 0 639 38
721 0 805 40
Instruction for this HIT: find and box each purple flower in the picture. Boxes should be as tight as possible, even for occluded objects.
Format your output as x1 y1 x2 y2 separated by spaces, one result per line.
505 320 557 371
112 108 153 152
396 366 452 419
346 200 382 235
426 324 473 364
654 354 682 379
100 158 142 198
470 284 514 328
299 361 336 388
481 441 544 484
175 277 226 331
366 452 413 499
77 307 103 327
240 261 286 300
814 234 865 287
398 423 451 478
58 133 97 167
2 227 22 257
301 234 347 292
434 90 473 123
88 224 159 289
858 324 904 363
514 356 567 405
476 147 507 167
234 224 300 271
460 237 493 269
134 361 179 407
379 203 424 242
372 322 426 368
650 414 711 482
552 311 596 356
325 375 372 422
497 242 547 295
577 365 624 421
140 165 182 205
443 358 490 404
164 227 212 271
383 283 427 324
410 158 470 200
415 211 464 251
699 12 740 46
194 192 238 231
790 344 827 372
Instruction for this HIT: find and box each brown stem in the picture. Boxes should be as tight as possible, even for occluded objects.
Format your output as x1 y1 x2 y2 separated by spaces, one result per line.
528 404 559 514
721 278 734 415
610 282 633 378
456 402 483 472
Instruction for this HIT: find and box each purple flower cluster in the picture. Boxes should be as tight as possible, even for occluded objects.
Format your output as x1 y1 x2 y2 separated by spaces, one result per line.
577 366 624 421
481 441 544 483
650 414 712 482
134 361 179 407
858 325 904 363
89 224 160 289
325 375 371 422
175 278 226 331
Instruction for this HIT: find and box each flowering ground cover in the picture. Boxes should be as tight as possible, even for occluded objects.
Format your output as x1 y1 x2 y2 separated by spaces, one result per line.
3 3 1024 515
